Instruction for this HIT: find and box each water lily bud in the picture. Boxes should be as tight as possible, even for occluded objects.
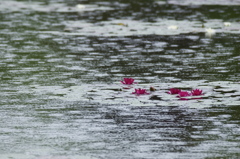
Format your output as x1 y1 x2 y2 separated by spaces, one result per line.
76 4 86 9
205 28 216 38
224 22 231 27
168 25 178 30
150 87 156 91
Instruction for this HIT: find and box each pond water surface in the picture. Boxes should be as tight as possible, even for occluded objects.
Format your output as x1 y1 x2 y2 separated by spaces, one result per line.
0 0 240 159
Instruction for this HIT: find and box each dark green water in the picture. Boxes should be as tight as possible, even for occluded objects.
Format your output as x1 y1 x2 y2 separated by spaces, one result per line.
0 0 240 159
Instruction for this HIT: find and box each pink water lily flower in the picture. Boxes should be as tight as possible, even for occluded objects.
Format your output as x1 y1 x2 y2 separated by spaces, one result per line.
177 91 191 100
191 89 203 96
168 88 181 94
132 88 149 95
121 78 136 85
178 91 191 97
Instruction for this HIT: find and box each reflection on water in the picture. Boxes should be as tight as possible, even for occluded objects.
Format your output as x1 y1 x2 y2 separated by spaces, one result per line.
0 0 240 158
